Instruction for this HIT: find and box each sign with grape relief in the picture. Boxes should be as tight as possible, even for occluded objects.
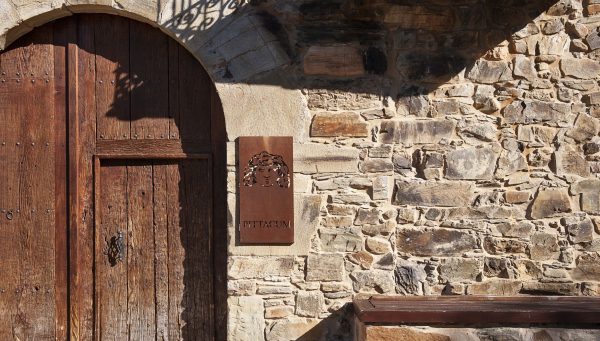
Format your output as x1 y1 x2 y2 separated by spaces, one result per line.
238 136 294 244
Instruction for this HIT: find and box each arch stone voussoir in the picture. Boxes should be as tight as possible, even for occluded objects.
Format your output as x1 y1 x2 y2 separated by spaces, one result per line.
0 0 306 142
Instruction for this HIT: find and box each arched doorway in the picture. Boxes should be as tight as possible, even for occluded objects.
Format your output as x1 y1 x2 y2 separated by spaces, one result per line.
0 14 226 340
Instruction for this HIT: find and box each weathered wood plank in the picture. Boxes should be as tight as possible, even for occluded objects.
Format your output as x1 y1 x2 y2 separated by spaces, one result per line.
180 159 214 339
53 18 70 341
354 296 600 324
4 24 58 341
166 162 184 340
126 162 156 340
74 14 98 341
95 15 130 140
153 163 170 340
130 20 169 139
96 161 128 340
178 46 211 144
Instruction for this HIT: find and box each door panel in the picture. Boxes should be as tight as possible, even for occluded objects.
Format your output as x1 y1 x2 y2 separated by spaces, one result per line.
0 24 67 340
95 159 213 340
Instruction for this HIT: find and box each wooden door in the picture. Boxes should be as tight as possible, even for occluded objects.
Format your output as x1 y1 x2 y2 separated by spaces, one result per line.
0 14 225 341
95 158 213 340
0 22 68 340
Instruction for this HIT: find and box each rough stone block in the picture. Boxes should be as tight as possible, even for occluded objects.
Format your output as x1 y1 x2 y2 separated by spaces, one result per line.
228 257 295 279
445 147 498 180
355 208 380 225
521 282 580 296
320 229 362 252
348 250 374 270
372 176 390 200
467 280 522 295
351 269 395 293
394 181 473 207
360 158 394 173
365 236 392 255
562 216 594 244
294 144 360 174
466 60 512 84
566 114 600 142
529 233 560 261
365 326 451 341
266 318 320 341
330 192 371 205
504 190 531 204
503 100 571 125
529 188 572 219
396 95 430 116
311 112 368 137
571 179 600 214
571 253 600 281
295 291 324 318
395 261 426 295
306 254 345 282
397 228 477 256
483 237 528 255
438 258 481 282
561 58 600 79
380 120 455 144
496 221 534 238
369 145 393 158
321 215 353 228
554 146 591 177
228 296 265 341
513 55 537 80
265 305 293 319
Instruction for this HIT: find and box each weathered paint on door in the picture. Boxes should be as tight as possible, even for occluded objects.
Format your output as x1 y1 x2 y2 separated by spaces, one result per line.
0 14 223 340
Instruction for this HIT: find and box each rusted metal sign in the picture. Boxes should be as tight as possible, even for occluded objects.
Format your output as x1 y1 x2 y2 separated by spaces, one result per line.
238 136 294 244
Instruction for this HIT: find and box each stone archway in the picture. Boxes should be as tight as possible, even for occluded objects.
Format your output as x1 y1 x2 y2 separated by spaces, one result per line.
0 0 309 142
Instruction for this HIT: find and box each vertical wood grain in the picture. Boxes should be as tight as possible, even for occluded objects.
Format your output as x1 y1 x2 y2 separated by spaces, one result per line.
75 14 98 341
129 21 169 140
96 161 128 340
126 162 156 340
95 15 130 140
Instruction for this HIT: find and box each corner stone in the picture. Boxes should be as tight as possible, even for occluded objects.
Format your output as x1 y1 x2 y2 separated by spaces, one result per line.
228 296 265 341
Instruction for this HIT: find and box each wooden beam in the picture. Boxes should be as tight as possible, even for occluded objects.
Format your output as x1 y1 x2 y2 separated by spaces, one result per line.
96 139 211 158
354 296 600 325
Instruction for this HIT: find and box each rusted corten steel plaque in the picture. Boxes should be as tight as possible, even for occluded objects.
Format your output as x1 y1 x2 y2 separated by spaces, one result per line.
238 136 294 244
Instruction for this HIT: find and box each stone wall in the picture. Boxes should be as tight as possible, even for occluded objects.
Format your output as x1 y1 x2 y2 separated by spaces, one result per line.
227 1 600 340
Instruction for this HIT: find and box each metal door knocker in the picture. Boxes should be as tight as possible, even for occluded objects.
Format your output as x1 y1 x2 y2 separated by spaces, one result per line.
104 231 125 267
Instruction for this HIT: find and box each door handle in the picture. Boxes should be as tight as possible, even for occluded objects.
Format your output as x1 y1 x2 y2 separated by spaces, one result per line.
105 231 125 266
